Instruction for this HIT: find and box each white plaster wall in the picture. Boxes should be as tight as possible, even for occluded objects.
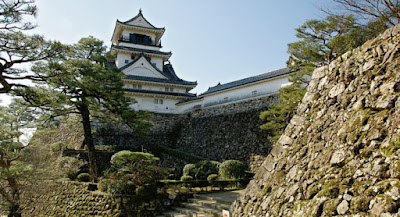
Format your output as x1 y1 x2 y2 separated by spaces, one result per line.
122 58 166 78
116 51 164 71
129 96 179 113
150 57 163 71
176 75 291 113
116 53 131 68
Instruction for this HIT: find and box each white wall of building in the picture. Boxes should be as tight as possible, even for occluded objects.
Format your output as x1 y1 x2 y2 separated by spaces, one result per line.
176 75 291 113
129 96 180 113
116 53 164 71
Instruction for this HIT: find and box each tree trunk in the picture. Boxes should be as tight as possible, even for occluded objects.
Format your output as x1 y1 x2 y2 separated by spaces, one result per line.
7 177 21 217
79 101 98 182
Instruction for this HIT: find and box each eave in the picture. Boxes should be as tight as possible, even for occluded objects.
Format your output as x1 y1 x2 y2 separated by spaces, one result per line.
200 73 292 98
111 22 165 44
124 88 195 100
111 45 172 61
123 78 197 89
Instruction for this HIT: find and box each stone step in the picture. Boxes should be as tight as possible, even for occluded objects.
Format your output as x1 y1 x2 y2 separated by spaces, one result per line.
156 211 190 217
180 202 222 217
172 207 214 217
193 194 232 206
187 198 231 211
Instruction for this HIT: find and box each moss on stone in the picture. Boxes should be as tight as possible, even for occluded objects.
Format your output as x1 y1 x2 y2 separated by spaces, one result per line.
351 196 370 213
323 199 339 216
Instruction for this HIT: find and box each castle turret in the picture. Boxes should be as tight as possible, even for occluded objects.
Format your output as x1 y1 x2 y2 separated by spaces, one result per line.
111 10 197 113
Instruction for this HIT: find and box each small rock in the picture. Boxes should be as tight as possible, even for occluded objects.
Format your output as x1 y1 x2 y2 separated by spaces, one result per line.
330 149 346 165
337 200 349 215
343 193 353 201
329 82 346 98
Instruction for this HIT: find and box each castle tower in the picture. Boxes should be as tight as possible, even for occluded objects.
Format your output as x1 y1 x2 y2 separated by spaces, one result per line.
110 10 197 113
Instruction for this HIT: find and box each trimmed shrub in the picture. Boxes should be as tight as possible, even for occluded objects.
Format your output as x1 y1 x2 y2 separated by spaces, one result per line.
76 173 91 182
108 151 166 186
97 179 109 192
183 164 196 176
207 174 219 184
107 180 136 195
111 151 160 168
180 175 193 182
219 160 247 179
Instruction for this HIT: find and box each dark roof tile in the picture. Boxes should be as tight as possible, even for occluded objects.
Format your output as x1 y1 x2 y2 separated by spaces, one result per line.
200 68 292 96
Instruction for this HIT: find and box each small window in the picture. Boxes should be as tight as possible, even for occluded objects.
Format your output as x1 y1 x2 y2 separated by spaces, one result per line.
165 87 174 92
125 60 129 64
154 99 164 104
223 97 228 102
252 90 257 96
132 84 142 89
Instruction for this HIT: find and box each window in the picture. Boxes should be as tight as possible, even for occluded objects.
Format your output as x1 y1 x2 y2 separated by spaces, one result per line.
132 84 142 89
124 60 129 64
223 97 228 102
154 99 164 104
165 87 174 92
252 90 257 96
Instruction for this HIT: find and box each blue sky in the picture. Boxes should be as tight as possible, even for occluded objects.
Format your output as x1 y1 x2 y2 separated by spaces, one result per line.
32 0 326 94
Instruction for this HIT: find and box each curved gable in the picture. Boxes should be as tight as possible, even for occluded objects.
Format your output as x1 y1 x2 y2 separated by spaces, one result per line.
122 56 167 79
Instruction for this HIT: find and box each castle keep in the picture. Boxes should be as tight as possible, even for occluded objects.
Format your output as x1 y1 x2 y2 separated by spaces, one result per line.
111 10 293 114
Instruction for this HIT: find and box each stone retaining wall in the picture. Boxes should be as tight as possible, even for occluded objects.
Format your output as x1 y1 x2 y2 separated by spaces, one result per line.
21 181 190 217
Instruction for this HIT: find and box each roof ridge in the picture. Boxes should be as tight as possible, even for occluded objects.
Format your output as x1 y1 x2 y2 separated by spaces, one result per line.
121 10 162 29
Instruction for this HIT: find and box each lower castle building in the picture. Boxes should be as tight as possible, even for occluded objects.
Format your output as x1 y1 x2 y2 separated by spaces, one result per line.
111 11 292 114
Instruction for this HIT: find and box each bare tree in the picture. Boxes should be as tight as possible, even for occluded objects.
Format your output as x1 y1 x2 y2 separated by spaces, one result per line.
331 0 400 26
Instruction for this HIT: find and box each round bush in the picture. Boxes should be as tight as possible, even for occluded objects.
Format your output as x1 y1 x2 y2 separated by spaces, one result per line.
183 164 196 177
76 173 91 182
219 160 247 179
107 180 136 195
97 179 109 192
207 174 219 183
180 175 193 182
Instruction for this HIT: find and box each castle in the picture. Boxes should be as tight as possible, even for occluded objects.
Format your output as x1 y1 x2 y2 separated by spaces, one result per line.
111 10 293 114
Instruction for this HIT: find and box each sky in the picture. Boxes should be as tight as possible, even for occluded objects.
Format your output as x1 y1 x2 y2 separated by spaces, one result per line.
2 0 328 105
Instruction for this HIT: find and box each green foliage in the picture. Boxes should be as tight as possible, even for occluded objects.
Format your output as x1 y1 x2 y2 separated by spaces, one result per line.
260 84 306 142
183 164 196 177
106 179 136 195
76 173 91 182
0 0 66 94
103 151 166 194
180 176 193 182
19 36 152 180
0 100 37 215
207 174 219 184
153 145 207 163
260 13 387 143
58 156 86 180
182 161 220 180
219 160 247 179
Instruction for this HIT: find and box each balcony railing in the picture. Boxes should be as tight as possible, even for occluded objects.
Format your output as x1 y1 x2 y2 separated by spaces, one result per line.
119 36 161 47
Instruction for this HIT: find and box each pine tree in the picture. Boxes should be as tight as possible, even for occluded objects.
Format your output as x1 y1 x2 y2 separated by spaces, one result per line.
260 14 387 143
19 37 152 181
